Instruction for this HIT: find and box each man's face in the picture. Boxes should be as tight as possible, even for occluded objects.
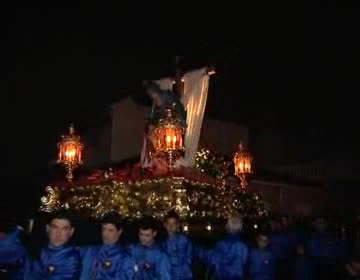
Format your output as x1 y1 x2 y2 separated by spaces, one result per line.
257 235 269 249
315 222 327 232
270 220 280 231
139 228 157 247
164 218 178 235
296 245 305 256
101 223 122 245
281 217 289 228
46 218 74 247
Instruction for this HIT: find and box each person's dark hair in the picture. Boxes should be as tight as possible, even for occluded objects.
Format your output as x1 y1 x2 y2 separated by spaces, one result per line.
257 230 270 238
165 210 180 222
101 212 123 231
47 209 75 227
139 216 158 231
144 80 162 95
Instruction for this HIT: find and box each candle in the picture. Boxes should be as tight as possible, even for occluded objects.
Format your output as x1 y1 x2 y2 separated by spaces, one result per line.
166 135 171 148
173 135 176 149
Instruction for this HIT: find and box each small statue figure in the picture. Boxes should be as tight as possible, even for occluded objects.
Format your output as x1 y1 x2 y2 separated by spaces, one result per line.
144 80 186 126
141 81 186 169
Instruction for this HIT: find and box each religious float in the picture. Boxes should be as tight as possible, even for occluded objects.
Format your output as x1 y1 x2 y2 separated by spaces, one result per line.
40 67 268 231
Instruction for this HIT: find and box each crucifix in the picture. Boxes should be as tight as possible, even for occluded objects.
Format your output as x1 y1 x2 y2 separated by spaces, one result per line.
172 56 216 98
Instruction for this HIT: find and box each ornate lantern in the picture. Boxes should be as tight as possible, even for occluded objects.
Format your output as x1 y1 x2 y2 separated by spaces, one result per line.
57 124 84 182
153 107 185 169
233 143 253 189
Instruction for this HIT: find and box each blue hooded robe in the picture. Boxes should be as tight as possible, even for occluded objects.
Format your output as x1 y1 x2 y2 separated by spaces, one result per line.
0 227 26 280
292 257 314 280
198 233 248 280
80 244 136 280
129 243 171 280
26 245 80 280
162 233 192 280
248 248 275 280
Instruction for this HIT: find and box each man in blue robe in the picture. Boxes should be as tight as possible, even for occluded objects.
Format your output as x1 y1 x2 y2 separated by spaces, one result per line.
268 217 292 280
25 210 80 279
197 214 248 280
248 231 275 280
0 226 27 279
162 211 192 280
129 217 171 280
291 243 314 280
80 212 136 279
307 218 344 279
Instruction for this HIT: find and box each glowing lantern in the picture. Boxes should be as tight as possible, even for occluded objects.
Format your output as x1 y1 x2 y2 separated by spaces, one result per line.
57 124 84 182
154 107 184 169
233 143 253 189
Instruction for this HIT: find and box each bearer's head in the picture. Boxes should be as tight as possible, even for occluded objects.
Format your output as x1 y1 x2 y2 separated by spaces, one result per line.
101 212 123 245
225 214 243 234
46 210 75 248
314 217 327 233
256 231 270 249
138 217 158 247
164 210 180 236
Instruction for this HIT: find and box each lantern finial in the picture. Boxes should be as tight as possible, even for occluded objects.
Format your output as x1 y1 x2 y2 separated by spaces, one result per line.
57 124 84 182
153 107 185 170
233 142 253 189
69 123 75 134
238 142 244 150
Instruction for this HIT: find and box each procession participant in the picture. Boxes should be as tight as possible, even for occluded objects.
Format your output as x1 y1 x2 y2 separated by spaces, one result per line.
162 211 192 280
248 231 275 280
0 225 26 279
80 211 136 280
129 217 171 279
197 214 248 280
26 210 80 279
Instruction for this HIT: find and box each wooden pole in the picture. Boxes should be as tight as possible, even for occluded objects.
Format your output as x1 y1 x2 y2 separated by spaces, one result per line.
174 56 184 97
172 56 216 97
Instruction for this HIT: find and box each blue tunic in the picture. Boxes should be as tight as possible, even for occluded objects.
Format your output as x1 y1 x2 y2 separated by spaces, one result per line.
26 245 80 280
248 248 275 280
198 233 248 280
269 231 292 260
292 257 314 280
162 233 192 280
129 243 171 280
80 244 136 280
307 232 343 259
0 227 26 280
0 227 26 264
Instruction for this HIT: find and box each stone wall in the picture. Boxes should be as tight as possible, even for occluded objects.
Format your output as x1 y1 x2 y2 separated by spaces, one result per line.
249 179 326 216
110 97 249 163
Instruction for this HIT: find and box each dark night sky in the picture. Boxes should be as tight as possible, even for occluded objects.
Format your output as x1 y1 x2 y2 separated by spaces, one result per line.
1 8 360 214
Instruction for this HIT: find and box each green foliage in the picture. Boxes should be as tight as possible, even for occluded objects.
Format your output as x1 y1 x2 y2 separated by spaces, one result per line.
195 148 233 179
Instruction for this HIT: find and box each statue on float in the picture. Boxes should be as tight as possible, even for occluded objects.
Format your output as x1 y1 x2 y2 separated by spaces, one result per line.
140 81 188 172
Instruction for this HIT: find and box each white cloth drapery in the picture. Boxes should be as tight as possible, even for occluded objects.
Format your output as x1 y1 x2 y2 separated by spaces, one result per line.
182 68 209 166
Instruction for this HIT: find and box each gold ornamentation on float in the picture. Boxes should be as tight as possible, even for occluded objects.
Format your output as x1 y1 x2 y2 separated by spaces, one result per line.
40 186 61 212
39 177 267 222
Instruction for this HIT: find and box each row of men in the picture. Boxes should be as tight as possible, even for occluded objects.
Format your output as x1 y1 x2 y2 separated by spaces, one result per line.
0 210 358 279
